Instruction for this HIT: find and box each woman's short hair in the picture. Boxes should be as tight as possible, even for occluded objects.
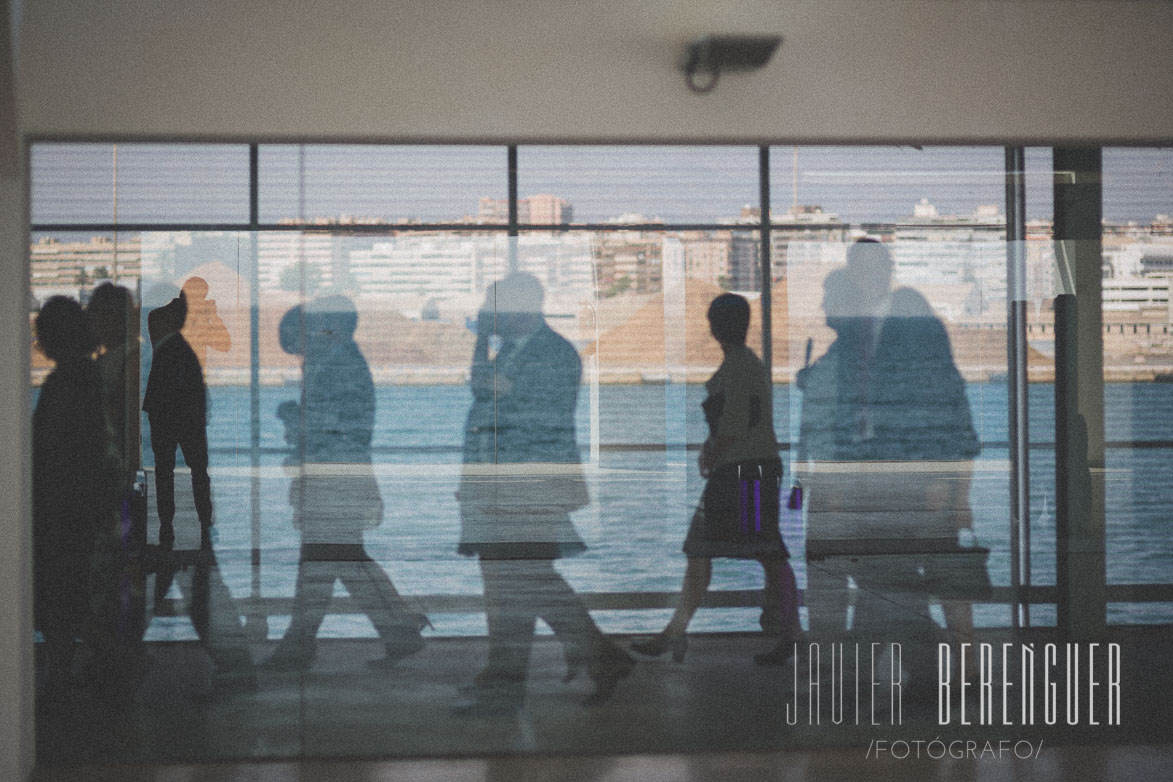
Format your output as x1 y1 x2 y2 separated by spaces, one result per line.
87 282 134 347
707 293 751 345
36 295 96 362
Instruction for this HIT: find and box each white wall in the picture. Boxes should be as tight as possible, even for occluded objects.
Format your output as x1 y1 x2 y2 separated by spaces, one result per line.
1 4 32 780
15 0 1173 143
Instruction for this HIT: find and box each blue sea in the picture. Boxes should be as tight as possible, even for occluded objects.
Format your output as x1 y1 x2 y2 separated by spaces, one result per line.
129 381 1173 640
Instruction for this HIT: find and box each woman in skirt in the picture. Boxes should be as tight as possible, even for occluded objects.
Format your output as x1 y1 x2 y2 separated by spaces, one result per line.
631 293 799 665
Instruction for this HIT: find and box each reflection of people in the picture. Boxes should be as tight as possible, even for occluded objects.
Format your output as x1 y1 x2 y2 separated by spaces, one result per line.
800 239 981 692
264 296 428 672
180 276 231 368
33 296 117 698
85 283 148 672
631 294 800 665
457 272 632 716
152 538 256 691
87 282 140 482
143 294 213 548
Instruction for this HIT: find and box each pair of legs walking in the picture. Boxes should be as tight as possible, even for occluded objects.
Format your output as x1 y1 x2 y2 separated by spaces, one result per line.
465 557 632 713
635 556 800 663
267 542 427 671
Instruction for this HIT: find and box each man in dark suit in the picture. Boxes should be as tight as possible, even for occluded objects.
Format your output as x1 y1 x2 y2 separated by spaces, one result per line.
456 272 631 716
142 294 212 549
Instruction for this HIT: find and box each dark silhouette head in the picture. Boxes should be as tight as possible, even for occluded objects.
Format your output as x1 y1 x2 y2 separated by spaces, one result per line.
147 294 188 346
845 237 894 307
707 292 750 346
821 267 859 330
278 304 306 356
35 295 96 362
305 294 358 341
481 272 544 338
87 282 134 349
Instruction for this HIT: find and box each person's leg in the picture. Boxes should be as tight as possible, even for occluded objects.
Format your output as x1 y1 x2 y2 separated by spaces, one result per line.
266 544 336 668
189 546 254 676
664 557 712 636
804 556 851 638
472 558 537 708
177 423 213 530
149 420 178 545
530 558 598 678
760 557 800 633
342 546 429 665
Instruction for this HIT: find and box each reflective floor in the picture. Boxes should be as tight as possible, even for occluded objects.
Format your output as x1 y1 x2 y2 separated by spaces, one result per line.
31 743 1173 781
36 622 1173 765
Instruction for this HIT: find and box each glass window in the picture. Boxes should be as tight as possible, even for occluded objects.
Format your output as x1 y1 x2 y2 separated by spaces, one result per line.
518 145 758 224
31 143 250 225
257 145 507 225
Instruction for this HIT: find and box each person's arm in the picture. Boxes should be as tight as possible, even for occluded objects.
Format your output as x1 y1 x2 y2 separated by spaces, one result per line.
469 315 495 401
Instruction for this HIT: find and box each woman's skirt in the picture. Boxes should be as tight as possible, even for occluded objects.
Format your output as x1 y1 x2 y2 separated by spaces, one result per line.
683 457 789 559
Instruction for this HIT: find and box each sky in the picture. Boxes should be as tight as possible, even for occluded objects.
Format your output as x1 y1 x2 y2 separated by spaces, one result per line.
27 143 1171 227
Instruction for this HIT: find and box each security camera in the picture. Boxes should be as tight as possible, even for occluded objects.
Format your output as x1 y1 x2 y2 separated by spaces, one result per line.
681 34 783 93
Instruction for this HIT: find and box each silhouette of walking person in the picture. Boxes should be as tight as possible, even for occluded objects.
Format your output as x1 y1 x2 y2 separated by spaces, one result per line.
799 239 981 694
33 296 118 700
264 295 428 672
456 272 632 717
631 293 801 666
143 293 214 549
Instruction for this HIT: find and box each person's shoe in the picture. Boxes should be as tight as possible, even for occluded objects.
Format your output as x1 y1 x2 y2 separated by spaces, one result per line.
366 614 431 669
261 643 315 672
366 633 425 670
754 634 799 666
583 642 635 707
630 632 688 663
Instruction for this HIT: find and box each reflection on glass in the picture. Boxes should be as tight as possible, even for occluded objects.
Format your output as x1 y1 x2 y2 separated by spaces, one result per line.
26 144 1173 765
795 239 983 694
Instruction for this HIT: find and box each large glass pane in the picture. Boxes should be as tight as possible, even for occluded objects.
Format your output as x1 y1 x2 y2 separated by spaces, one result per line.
1101 147 1173 624
517 146 758 224
257 145 507 225
38 142 1161 766
31 143 250 225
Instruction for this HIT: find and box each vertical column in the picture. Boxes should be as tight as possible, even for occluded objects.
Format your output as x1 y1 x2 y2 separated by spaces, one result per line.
1005 147 1030 628
759 145 773 388
1052 147 1106 638
246 145 266 639
507 145 518 274
0 1 34 774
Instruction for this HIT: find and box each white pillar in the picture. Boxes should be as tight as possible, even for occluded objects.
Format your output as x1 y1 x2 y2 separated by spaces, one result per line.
0 1 33 777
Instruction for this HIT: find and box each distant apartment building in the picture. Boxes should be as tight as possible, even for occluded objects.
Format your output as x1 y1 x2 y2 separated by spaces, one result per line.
728 232 762 291
29 234 142 301
477 194 573 225
677 231 730 286
348 235 483 300
256 231 336 292
770 205 849 280
514 233 594 297
590 232 663 294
